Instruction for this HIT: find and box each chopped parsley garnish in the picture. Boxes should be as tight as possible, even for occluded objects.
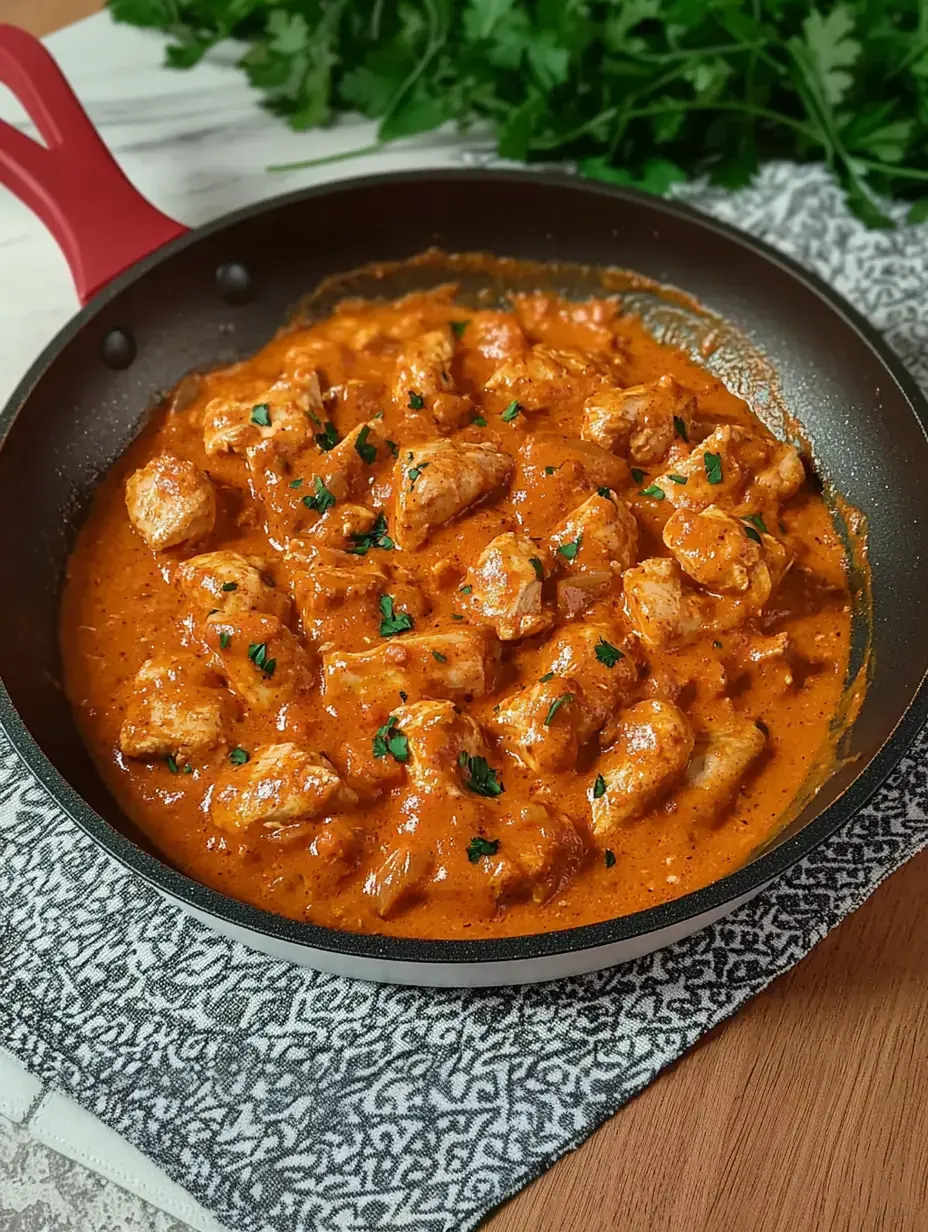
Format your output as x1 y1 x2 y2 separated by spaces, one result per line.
288 477 304 489
743 513 769 535
593 773 606 799
432 650 448 663
166 755 179 774
372 715 409 763
529 556 544 581
451 613 464 621
744 525 762 545
183 763 192 775
303 475 336 514
247 641 277 677
595 638 624 668
667 473 688 485
640 483 665 500
713 640 723 649
354 424 377 464
544 692 574 726
472 416 487 427
314 420 339 451
379 594 414 637
250 403 271 427
631 467 647 485
229 747 249 766
219 631 231 650
458 751 504 798
501 400 521 423
597 486 613 499
544 466 557 475
604 849 617 869
467 835 500 863
704 451 723 485
407 390 424 410
673 415 689 442
222 581 238 592
459 584 472 594
386 439 399 457
347 512 394 555
407 461 430 488
557 535 582 561
539 671 554 683
451 319 470 338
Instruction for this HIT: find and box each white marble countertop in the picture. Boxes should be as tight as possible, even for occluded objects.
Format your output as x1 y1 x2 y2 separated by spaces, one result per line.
0 11 492 1231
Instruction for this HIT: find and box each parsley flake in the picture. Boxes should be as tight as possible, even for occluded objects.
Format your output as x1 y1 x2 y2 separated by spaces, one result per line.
314 420 339 452
386 439 399 457
288 477 304 489
458 751 504 798
303 475 336 514
539 671 554 683
673 415 689 442
222 581 238 592
544 692 574 726
744 525 762 545
379 594 413 637
529 556 544 581
595 638 624 668
704 452 723 485
229 747 249 766
459 584 472 594
544 466 557 475
347 512 394 555
372 715 409 763
166 754 179 774
743 513 769 535
640 483 665 500
501 400 521 423
604 849 617 869
250 403 271 427
593 773 606 799
631 467 647 486
597 486 613 499
407 461 430 488
219 631 231 649
432 650 448 663
472 416 488 427
467 835 500 863
247 642 277 677
667 473 688 485
407 391 424 410
354 424 377 464
451 319 470 338
557 534 582 561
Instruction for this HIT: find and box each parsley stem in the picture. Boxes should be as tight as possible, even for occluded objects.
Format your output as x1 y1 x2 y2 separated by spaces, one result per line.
625 40 766 64
624 101 820 145
854 159 928 184
268 141 386 172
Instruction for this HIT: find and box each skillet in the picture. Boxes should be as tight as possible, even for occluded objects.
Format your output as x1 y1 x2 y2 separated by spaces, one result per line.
1 24 927 987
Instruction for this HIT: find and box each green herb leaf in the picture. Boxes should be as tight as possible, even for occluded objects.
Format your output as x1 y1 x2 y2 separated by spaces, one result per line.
458 751 504 798
667 474 688 485
593 773 606 799
501 400 521 423
379 594 414 637
288 477 304 489
250 403 271 427
742 513 769 535
229 747 249 766
451 319 470 338
432 650 448 663
314 420 339 452
467 835 500 863
407 461 430 488
219 631 231 649
372 715 409 763
459 584 472 594
347 512 394 556
597 486 613 499
673 415 689 443
386 439 399 457
247 641 276 677
544 466 557 475
640 484 665 500
354 424 377 464
166 754 179 774
557 535 582 561
544 692 574 726
704 452 723 485
744 525 762 544
407 391 424 410
539 671 554 683
472 416 488 427
529 556 544 581
303 474 336 514
604 849 616 869
595 638 624 668
630 468 647 486
222 581 238 592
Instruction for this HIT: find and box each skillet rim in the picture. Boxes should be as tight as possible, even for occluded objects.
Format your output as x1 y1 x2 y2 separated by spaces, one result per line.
2 167 927 966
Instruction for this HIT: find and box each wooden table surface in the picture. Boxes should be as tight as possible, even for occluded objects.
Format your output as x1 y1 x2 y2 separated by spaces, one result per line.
8 2 928 1228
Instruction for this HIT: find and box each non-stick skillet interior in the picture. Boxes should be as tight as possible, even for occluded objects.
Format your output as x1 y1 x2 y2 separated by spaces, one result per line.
0 171 925 880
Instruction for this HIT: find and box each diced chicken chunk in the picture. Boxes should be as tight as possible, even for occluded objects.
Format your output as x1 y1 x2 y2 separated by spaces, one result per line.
307 419 384 502
365 842 434 918
485 344 603 411
550 492 638 575
205 612 312 710
494 623 636 772
517 434 630 495
125 452 216 550
285 544 426 629
466 533 553 641
656 425 804 513
582 374 694 465
203 372 322 458
210 743 357 834
392 700 487 797
301 503 378 548
678 716 766 824
119 657 228 759
663 505 765 594
591 699 695 837
322 627 499 713
466 311 529 362
512 292 622 353
393 328 472 429
177 550 289 619
485 804 586 905
393 440 511 550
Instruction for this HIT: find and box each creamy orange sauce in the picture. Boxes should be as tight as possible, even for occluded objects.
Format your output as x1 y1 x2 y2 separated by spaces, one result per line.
60 283 852 940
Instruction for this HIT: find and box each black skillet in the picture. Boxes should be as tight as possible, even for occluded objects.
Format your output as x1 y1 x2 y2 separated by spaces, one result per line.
1 24 926 987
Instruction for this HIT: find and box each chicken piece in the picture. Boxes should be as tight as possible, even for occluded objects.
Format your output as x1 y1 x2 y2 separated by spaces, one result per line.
655 425 804 513
466 311 529 362
663 505 763 594
210 743 357 834
307 419 384 502
550 492 638 575
678 716 766 824
203 372 322 458
465 533 553 641
393 440 511 550
365 842 434 918
494 623 636 772
392 700 487 797
485 804 586 905
285 544 426 626
119 657 228 759
518 434 630 495
300 503 379 549
393 328 472 429
125 452 216 551
591 699 695 837
581 374 695 465
484 344 603 411
512 292 622 353
322 627 499 713
204 612 312 710
176 551 290 620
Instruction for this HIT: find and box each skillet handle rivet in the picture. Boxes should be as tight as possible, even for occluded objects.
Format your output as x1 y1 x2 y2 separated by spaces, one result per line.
100 329 136 370
216 263 253 305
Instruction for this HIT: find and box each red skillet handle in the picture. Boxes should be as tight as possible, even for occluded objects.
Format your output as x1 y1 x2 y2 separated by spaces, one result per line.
0 24 187 304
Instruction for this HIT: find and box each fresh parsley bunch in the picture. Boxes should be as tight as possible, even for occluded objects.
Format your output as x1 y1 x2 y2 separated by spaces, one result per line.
109 0 928 226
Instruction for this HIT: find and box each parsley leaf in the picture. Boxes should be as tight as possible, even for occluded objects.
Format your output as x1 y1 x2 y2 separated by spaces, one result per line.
229 747 249 766
472 416 488 427
166 754 179 774
386 439 399 457
630 467 647 486
247 641 276 677
501 400 521 423
667 473 688 485
593 773 606 799
467 835 500 863
604 849 617 869
314 420 339 452
544 692 574 726
303 475 336 514
451 319 470 338
743 513 769 535
458 751 504 798
557 534 582 561
704 452 723 485
372 715 409 763
347 512 394 555
288 477 304 489
640 484 665 500
250 403 270 427
222 581 238 592
539 671 554 683
219 631 231 649
432 650 448 663
529 556 544 581
379 594 413 637
459 584 472 594
673 415 689 442
595 638 624 668
407 391 424 410
354 424 377 464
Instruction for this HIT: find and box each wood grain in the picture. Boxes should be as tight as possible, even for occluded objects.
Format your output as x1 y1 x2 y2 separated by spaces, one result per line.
9 3 928 1230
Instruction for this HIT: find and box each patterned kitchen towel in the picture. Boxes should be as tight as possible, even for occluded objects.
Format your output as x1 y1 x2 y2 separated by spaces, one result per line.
1 163 927 1232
